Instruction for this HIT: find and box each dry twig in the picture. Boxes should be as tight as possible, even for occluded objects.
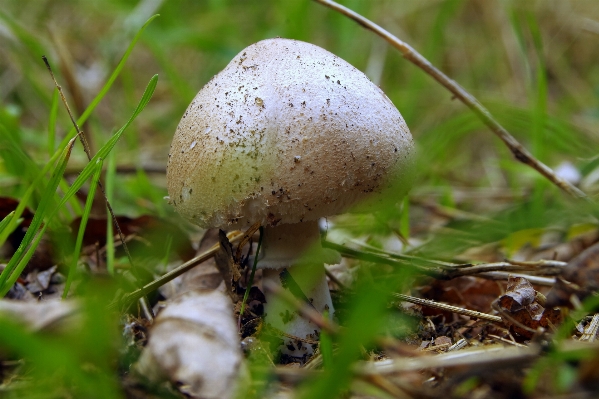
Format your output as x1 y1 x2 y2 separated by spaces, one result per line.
477 272 555 286
313 0 587 200
394 293 502 323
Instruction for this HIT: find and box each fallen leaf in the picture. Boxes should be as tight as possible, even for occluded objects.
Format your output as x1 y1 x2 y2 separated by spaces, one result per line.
498 276 562 338
499 276 536 312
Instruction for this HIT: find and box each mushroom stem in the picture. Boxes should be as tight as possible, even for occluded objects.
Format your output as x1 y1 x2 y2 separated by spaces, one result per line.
259 221 334 360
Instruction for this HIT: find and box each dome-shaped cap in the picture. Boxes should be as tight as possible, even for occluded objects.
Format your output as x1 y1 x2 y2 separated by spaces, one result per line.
167 38 415 229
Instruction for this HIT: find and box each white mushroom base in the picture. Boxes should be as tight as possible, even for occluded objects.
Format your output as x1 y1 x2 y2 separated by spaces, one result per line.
259 221 335 361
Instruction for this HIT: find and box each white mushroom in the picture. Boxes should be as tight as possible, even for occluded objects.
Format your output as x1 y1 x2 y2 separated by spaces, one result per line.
167 38 415 360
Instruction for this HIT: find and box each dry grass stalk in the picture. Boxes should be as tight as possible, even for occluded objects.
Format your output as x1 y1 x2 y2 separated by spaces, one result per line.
394 293 502 323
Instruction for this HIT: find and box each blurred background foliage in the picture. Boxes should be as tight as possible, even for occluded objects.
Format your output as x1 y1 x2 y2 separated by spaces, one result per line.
1 0 599 397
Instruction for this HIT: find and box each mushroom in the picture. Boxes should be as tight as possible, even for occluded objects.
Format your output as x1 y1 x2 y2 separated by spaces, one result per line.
166 38 415 360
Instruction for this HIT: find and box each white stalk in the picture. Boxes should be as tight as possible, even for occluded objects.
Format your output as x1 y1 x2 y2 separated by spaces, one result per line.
259 221 334 360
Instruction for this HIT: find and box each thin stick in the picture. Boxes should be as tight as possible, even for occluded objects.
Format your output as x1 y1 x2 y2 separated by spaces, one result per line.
394 293 503 323
313 0 587 200
42 55 153 319
487 334 527 348
477 272 555 287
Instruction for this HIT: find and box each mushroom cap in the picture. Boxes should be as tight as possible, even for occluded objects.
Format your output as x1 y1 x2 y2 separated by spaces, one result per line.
167 38 415 229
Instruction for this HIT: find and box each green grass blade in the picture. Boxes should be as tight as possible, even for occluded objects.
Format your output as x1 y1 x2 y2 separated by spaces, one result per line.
48 87 59 157
52 74 157 215
92 74 158 162
0 211 16 235
0 180 39 248
0 137 77 292
106 150 116 275
4 219 50 296
63 158 104 298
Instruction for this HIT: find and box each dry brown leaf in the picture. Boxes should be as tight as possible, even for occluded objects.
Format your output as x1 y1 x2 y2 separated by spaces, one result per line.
499 276 536 312
498 276 561 338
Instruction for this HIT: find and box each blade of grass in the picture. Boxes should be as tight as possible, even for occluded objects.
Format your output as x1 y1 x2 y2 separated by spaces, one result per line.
48 87 59 157
0 175 43 248
111 230 245 310
297 281 390 399
0 211 16 235
0 75 158 295
0 146 83 247
63 158 104 298
106 150 116 275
